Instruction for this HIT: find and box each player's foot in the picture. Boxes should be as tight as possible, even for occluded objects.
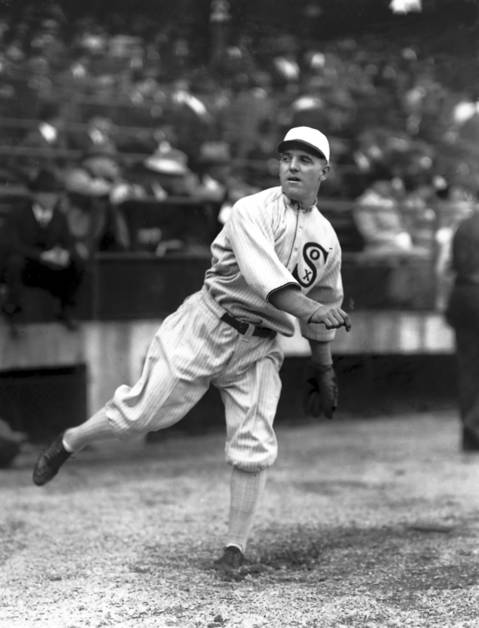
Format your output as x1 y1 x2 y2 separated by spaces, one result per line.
32 433 71 486
213 546 244 572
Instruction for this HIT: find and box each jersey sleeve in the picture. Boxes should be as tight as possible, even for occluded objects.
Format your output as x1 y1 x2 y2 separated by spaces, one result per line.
226 196 299 299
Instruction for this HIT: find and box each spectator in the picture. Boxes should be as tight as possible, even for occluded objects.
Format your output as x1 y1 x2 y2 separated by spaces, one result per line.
81 151 123 185
62 166 130 260
80 150 143 216
1 169 85 337
445 207 479 451
193 142 261 227
353 178 433 307
130 142 199 199
192 140 259 242
433 181 475 310
353 179 429 259
194 141 233 204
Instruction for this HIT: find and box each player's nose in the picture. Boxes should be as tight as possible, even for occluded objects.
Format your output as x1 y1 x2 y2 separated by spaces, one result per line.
288 156 300 171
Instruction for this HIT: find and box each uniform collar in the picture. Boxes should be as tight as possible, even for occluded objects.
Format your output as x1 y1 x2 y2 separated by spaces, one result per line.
283 193 317 213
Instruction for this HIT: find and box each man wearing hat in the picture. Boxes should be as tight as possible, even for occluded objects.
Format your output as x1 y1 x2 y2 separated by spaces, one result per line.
1 168 85 336
63 166 130 259
130 143 200 200
33 127 351 572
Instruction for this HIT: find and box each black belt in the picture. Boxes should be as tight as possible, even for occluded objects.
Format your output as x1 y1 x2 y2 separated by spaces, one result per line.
220 312 276 338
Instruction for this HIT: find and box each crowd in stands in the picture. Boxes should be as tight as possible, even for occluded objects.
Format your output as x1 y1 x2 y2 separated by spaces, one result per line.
0 1 478 313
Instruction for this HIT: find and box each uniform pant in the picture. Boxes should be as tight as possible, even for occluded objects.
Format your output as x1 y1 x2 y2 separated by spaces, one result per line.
104 289 284 472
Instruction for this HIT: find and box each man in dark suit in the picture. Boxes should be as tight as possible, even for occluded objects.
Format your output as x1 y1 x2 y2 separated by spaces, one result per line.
1 169 85 337
445 208 479 451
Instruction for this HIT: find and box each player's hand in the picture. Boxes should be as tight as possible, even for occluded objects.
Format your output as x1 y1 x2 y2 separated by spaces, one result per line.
303 363 338 419
309 305 351 331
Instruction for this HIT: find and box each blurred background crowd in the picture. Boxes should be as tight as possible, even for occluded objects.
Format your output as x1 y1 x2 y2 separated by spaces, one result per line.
0 0 479 268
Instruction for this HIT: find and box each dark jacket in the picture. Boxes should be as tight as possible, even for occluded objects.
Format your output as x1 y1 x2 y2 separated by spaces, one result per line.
5 199 76 262
446 211 479 331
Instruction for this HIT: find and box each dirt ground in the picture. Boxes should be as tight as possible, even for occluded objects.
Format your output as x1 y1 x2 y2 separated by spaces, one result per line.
1 410 479 628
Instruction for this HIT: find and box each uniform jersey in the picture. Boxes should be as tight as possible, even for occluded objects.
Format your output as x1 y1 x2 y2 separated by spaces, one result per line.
204 186 344 342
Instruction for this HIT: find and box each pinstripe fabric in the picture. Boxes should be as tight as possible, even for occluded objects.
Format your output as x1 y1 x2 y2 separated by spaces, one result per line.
104 290 283 471
204 186 344 342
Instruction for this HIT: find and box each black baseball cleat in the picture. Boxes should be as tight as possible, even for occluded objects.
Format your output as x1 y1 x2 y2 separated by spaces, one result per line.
213 546 245 572
32 433 71 486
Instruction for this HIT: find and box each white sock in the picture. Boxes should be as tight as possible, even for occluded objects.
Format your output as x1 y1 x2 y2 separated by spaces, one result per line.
62 409 115 453
226 467 267 554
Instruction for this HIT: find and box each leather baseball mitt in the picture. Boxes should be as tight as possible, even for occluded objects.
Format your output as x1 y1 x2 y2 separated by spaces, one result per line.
303 363 338 419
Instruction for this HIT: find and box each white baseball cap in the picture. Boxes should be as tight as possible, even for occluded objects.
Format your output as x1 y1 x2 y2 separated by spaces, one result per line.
278 126 330 162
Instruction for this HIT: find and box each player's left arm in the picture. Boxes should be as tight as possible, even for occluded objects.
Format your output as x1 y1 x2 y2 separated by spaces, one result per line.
269 261 347 420
302 241 348 419
302 338 338 419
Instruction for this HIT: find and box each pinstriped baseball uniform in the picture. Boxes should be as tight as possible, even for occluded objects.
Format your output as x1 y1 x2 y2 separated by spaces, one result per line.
104 185 344 471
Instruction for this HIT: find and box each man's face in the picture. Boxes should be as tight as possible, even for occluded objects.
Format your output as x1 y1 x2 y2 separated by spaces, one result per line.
279 147 329 206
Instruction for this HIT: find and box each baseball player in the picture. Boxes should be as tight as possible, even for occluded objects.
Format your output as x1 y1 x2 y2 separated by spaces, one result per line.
33 126 351 571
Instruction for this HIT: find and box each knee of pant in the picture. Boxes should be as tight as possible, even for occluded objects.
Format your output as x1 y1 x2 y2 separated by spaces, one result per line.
225 427 278 473
226 447 278 473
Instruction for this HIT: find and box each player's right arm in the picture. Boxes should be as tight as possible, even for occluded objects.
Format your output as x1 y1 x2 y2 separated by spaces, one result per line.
268 286 351 331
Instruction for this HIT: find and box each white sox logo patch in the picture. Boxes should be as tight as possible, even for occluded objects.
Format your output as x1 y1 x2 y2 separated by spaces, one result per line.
292 242 329 287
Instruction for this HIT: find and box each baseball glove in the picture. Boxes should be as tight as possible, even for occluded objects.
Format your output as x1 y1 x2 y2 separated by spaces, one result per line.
303 363 338 419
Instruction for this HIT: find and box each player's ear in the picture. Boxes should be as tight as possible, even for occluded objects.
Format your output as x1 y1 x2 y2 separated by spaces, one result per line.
320 164 330 181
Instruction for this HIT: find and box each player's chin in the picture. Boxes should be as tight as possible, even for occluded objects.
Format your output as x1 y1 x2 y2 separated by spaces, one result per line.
281 182 303 199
